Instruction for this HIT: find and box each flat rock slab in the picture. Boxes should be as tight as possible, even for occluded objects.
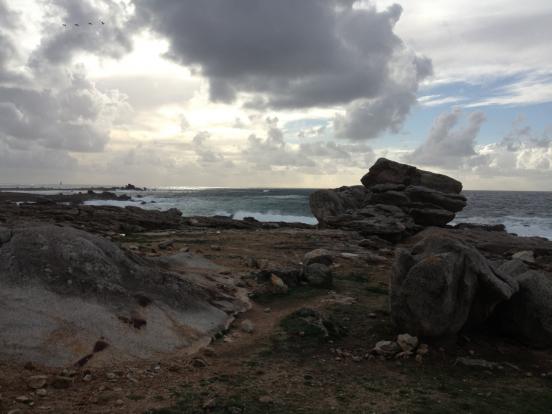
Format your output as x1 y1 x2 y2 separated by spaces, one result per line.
0 224 248 367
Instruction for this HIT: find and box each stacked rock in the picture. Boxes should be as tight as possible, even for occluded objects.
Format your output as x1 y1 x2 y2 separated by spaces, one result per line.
310 158 467 241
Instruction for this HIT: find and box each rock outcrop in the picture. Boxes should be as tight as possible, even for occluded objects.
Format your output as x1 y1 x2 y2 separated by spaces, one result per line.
0 224 248 367
494 265 552 348
390 236 519 337
310 158 466 241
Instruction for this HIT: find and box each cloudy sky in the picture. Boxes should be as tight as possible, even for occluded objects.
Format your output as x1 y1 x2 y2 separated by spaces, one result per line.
0 0 551 189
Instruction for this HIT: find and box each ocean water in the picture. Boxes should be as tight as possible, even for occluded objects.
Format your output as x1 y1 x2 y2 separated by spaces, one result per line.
452 191 552 240
4 186 551 240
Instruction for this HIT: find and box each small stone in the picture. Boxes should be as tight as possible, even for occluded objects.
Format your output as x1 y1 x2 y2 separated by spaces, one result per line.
341 253 360 260
61 368 78 377
397 333 419 352
417 344 429 355
115 399 125 406
455 357 502 370
26 375 48 390
368 313 377 319
264 307 272 313
126 374 139 383
270 274 288 294
8 410 23 414
51 376 73 389
512 250 535 263
83 374 93 382
259 395 274 404
415 354 423 364
106 372 117 380
191 358 208 368
373 340 401 357
36 389 47 397
158 239 175 250
240 319 255 334
15 395 33 404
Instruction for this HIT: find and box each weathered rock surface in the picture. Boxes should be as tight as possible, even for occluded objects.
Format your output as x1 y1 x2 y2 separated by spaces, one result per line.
494 270 552 348
361 158 463 194
390 235 519 337
0 224 248 367
303 263 333 288
310 158 467 241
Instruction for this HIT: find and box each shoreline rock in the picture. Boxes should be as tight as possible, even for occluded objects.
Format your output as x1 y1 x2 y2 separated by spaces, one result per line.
310 158 467 241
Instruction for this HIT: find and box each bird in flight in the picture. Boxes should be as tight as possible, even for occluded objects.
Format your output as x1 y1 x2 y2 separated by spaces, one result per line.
88 22 93 25
74 23 79 27
100 20 105 25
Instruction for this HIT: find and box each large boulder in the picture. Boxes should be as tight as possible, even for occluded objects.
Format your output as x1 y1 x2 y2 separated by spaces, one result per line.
310 158 466 241
309 185 369 222
0 224 248 367
494 270 552 348
361 158 463 194
390 236 518 337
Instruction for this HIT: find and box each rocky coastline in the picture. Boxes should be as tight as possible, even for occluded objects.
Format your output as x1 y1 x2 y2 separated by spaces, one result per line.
1 159 552 413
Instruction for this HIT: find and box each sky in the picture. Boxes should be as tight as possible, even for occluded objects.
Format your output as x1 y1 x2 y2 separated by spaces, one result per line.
0 0 551 189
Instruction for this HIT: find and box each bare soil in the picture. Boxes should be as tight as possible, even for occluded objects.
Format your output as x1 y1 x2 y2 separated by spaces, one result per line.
1 226 552 414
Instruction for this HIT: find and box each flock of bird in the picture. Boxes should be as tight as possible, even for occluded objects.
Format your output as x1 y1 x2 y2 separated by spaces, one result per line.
62 21 105 27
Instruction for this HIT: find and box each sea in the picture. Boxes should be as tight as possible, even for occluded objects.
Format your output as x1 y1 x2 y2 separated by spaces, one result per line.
3 187 552 240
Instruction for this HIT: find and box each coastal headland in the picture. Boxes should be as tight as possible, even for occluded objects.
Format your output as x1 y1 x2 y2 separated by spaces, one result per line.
1 159 552 413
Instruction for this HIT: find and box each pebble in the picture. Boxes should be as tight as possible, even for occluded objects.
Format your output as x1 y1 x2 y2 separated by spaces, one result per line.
106 372 117 380
397 333 419 352
36 388 47 397
240 319 255 334
191 358 208 368
270 274 288 294
26 375 48 390
115 399 125 406
258 395 274 404
83 374 93 382
15 395 33 404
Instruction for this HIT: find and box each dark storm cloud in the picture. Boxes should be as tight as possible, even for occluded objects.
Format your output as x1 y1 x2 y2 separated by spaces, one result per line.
0 0 131 157
135 0 432 138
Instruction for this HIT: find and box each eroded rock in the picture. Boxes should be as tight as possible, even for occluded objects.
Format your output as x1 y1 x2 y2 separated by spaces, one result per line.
390 236 518 337
0 224 248 367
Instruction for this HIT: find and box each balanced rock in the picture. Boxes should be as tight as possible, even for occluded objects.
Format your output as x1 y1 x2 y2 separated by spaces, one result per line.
361 158 463 194
310 158 467 241
390 236 518 337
